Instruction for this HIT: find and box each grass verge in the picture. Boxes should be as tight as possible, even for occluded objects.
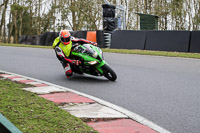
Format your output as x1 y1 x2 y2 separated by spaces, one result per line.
0 78 97 133
1 43 200 59
102 48 200 59
0 43 52 49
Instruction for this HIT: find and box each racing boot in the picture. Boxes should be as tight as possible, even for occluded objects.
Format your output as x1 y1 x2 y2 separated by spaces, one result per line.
64 63 73 78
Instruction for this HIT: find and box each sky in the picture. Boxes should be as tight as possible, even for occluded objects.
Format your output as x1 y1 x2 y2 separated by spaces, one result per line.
0 0 3 5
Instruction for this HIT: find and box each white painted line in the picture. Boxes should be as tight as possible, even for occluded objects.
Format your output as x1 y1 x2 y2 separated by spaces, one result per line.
1 75 16 78
22 86 67 94
12 78 27 81
26 82 42 85
61 103 128 118
0 70 171 133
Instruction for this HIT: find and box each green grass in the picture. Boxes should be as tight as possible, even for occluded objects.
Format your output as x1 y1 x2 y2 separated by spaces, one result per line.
0 78 97 133
1 43 200 59
0 43 52 49
102 49 200 59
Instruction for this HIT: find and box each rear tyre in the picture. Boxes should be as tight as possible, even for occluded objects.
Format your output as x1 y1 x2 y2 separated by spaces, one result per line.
102 64 117 81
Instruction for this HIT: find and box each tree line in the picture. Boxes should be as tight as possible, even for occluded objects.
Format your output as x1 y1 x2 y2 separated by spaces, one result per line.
0 0 199 43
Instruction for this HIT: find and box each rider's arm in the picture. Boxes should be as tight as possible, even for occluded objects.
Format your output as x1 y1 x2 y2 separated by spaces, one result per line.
71 37 97 46
64 57 81 65
52 37 60 49
55 47 81 65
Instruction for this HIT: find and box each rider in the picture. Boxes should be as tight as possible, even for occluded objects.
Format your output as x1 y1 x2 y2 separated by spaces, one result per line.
52 29 97 78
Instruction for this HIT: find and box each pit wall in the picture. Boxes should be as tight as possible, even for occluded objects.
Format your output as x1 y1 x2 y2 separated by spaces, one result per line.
19 30 200 53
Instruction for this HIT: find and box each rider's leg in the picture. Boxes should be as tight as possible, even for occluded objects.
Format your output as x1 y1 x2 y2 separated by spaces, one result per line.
62 63 73 78
55 47 73 78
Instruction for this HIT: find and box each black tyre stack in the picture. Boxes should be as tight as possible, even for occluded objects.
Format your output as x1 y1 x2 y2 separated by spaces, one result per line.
102 4 117 48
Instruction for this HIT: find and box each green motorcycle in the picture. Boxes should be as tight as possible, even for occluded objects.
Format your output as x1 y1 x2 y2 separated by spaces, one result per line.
70 44 117 81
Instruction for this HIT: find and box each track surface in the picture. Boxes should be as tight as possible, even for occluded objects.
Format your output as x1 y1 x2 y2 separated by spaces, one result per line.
1 46 200 133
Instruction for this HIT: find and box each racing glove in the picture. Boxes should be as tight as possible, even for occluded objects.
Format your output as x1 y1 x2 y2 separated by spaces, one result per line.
71 60 81 65
93 43 97 46
64 58 81 65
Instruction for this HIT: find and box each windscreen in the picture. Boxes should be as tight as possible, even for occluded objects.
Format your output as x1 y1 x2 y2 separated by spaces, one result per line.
74 44 98 58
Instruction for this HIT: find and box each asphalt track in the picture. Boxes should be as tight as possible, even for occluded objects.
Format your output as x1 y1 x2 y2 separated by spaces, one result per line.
0 46 200 133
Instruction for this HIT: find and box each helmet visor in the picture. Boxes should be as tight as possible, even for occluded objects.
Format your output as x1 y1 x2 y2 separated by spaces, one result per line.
61 37 70 43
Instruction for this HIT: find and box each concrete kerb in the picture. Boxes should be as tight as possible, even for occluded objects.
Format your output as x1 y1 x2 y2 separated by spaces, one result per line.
0 70 171 133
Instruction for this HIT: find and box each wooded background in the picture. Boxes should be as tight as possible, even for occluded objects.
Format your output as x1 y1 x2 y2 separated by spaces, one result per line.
0 0 200 44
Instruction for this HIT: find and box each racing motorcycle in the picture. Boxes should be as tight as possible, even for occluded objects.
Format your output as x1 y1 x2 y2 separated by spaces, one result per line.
70 44 117 81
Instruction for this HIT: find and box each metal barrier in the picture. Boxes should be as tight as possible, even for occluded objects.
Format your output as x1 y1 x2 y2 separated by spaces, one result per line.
0 113 22 133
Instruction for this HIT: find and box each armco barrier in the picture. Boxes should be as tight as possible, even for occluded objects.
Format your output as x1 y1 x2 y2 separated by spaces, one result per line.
189 31 200 53
145 31 190 52
110 30 147 50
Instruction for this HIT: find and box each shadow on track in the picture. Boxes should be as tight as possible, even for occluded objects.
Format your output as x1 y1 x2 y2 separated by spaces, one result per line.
66 74 111 83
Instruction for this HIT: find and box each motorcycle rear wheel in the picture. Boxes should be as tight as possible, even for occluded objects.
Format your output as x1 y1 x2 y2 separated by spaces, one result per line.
102 64 117 81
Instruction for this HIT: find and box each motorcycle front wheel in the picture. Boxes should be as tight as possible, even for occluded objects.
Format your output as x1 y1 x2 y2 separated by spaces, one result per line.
102 64 117 81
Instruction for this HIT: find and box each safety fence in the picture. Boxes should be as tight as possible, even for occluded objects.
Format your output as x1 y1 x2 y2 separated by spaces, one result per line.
19 30 200 53
111 30 200 53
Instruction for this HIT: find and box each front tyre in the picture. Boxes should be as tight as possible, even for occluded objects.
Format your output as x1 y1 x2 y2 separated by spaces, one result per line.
102 64 117 81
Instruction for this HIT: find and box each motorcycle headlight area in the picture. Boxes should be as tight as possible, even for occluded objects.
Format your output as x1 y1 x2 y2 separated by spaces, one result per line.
92 52 98 58
88 61 98 65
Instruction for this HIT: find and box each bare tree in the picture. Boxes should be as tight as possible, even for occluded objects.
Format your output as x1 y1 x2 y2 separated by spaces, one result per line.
0 0 9 41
